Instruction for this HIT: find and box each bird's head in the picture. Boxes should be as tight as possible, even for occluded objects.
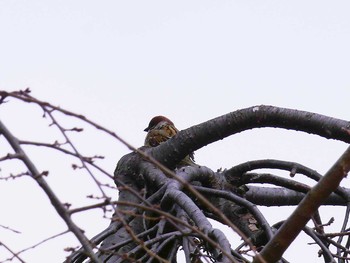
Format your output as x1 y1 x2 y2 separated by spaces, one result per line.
144 116 175 132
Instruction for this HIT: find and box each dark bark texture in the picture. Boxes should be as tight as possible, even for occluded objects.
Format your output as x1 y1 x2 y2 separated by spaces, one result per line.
2 91 350 263
66 106 350 263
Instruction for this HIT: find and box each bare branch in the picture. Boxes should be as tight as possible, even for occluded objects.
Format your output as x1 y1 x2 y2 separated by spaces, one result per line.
7 231 69 260
151 106 350 168
254 146 350 263
3 89 350 262
246 186 349 206
0 120 101 263
0 241 26 263
0 224 21 234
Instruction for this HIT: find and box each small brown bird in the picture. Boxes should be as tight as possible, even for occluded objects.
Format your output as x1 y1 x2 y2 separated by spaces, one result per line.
144 116 195 166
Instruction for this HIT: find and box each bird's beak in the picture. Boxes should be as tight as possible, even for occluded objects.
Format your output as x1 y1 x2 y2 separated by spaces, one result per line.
144 127 149 132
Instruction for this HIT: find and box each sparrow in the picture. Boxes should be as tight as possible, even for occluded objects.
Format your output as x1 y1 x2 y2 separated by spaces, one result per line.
144 116 195 167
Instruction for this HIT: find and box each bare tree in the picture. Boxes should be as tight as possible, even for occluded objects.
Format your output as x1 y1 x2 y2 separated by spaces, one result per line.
1 89 350 263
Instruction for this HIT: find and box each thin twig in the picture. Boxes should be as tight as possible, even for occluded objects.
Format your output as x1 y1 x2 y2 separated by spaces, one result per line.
0 120 101 263
10 231 69 258
0 241 26 263
0 224 21 234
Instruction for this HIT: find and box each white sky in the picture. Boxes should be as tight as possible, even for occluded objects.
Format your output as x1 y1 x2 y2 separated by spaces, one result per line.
1 1 350 262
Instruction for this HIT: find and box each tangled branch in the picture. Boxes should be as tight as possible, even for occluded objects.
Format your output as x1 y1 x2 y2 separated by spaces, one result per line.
1 89 350 263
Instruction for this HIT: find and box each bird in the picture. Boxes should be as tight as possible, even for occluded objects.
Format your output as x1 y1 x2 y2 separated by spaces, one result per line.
144 116 178 147
144 116 195 167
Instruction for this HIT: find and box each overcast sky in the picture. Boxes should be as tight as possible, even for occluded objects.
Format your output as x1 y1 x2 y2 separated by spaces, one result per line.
1 1 350 262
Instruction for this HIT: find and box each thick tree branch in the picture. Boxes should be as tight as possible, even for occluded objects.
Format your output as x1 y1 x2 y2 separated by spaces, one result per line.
150 106 350 168
246 186 348 206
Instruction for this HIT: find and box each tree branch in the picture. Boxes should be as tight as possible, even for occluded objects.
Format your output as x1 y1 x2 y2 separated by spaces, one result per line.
246 186 348 206
254 146 350 263
0 120 101 263
151 106 350 168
